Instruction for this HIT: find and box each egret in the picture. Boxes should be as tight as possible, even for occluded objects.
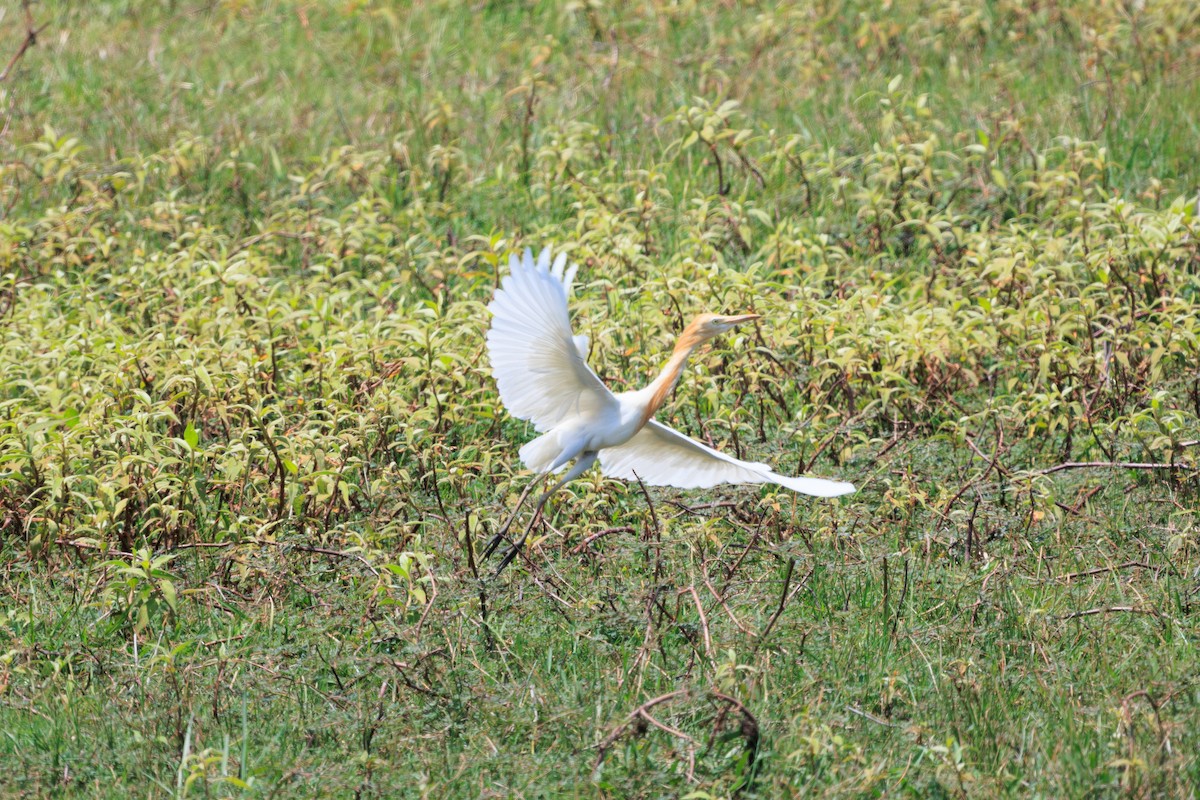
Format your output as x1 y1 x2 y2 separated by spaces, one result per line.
484 247 855 572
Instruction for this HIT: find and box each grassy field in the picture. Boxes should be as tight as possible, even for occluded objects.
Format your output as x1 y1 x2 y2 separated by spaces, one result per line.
2 1 1199 797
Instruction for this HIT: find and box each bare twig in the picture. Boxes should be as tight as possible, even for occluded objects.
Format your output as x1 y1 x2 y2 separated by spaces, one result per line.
802 409 865 474
526 568 576 617
228 230 316 258
938 428 1004 530
633 472 661 536
0 1 49 83
703 138 728 195
1035 461 1195 475
731 147 765 189
245 410 288 521
710 692 760 795
758 561 796 642
1054 484 1103 518
1061 605 1158 620
174 537 379 576
846 704 896 727
965 434 1011 476
386 652 450 701
57 535 380 577
722 520 763 589
702 574 754 636
633 471 662 583
757 557 812 643
414 560 438 640
594 689 762 785
571 526 634 554
873 428 909 462
685 585 713 659
54 539 134 559
1121 690 1172 760
667 499 739 518
785 152 813 211
593 689 689 768
461 512 493 651
636 708 697 744
1058 561 1152 581
711 691 760 742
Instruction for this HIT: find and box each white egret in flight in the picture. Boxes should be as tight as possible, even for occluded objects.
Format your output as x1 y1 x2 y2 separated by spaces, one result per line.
484 247 855 572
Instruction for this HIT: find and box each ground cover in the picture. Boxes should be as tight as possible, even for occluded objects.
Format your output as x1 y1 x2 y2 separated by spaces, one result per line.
1 2 1198 797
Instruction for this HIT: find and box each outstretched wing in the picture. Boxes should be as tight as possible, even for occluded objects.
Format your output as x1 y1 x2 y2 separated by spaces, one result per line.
487 248 617 432
599 420 856 497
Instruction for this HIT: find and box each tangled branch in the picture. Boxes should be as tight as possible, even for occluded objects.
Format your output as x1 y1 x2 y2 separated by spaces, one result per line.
0 1 48 83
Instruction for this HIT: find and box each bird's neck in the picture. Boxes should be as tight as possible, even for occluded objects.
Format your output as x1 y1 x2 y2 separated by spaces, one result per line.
640 328 706 425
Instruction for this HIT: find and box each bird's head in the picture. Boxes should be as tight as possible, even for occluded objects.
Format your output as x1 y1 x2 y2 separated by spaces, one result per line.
681 312 761 347
697 312 761 337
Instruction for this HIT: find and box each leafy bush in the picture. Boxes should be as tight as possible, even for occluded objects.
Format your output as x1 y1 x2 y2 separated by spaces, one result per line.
1 2 1198 797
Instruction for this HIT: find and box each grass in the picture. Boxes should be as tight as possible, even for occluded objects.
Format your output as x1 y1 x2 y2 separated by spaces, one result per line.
1 1 1199 797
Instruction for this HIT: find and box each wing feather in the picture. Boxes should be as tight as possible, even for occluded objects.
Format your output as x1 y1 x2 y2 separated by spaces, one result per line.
487 248 617 432
600 420 856 498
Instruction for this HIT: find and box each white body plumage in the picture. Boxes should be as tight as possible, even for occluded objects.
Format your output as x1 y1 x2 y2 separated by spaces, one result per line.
486 247 856 498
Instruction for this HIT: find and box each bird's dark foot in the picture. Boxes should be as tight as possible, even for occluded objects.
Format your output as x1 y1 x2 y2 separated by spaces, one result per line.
490 509 544 576
482 500 526 561
481 529 509 561
484 479 544 561
493 540 523 574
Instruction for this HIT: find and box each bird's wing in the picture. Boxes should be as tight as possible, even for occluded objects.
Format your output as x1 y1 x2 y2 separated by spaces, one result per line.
599 420 856 497
487 248 618 432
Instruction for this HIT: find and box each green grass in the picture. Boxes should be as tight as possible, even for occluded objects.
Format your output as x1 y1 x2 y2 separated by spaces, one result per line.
2 1 1199 797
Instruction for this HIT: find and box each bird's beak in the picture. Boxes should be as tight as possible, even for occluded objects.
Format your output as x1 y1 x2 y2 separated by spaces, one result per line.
722 314 761 326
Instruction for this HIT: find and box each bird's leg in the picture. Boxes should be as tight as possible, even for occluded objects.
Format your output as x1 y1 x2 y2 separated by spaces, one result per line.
482 470 552 561
494 452 598 575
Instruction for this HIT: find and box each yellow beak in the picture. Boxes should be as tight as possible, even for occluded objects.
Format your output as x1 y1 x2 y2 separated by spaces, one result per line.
722 314 761 326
